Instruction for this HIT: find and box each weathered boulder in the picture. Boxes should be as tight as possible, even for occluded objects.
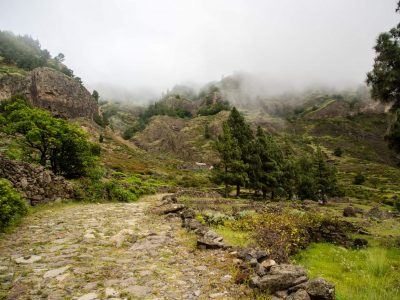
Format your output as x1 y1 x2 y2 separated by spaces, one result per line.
255 259 277 276
305 278 335 300
158 203 185 215
343 206 357 217
0 67 99 119
287 289 311 300
252 264 308 293
0 154 74 205
197 236 226 249
237 248 269 263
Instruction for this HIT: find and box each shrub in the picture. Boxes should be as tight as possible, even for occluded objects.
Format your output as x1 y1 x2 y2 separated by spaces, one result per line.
223 210 352 263
394 198 400 212
75 173 161 202
353 173 366 185
0 179 28 231
333 147 343 157
202 211 234 225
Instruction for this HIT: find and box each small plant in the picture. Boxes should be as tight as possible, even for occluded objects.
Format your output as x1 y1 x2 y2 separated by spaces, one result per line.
333 147 343 157
394 198 400 212
353 173 366 185
0 179 28 231
204 124 211 139
203 211 233 226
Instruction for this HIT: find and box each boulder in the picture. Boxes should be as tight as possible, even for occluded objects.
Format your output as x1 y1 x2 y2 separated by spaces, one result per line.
343 206 357 217
255 264 308 292
287 289 311 300
197 238 225 249
305 278 335 300
159 203 185 215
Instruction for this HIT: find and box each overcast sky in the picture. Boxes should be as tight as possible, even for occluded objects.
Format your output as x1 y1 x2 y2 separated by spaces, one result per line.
0 0 398 101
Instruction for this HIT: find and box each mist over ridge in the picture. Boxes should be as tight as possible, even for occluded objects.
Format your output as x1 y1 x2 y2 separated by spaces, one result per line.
0 0 398 103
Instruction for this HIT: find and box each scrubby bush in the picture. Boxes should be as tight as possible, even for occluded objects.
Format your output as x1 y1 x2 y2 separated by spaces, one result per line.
202 211 234 226
334 147 343 157
75 173 161 202
223 209 352 263
353 173 366 185
0 179 28 231
394 198 400 212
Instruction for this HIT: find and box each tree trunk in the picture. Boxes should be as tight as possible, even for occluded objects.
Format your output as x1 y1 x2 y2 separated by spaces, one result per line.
39 151 46 166
224 183 228 198
262 189 267 199
236 184 240 197
271 190 275 200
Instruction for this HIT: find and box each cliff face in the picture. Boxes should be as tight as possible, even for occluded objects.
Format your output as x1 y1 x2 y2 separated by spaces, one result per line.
0 67 99 119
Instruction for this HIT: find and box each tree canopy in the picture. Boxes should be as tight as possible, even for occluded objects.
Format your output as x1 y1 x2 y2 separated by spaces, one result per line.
367 3 400 153
0 96 99 178
0 30 74 77
212 107 341 200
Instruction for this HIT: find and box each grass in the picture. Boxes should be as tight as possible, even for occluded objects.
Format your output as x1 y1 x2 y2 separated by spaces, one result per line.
214 225 253 247
293 243 400 300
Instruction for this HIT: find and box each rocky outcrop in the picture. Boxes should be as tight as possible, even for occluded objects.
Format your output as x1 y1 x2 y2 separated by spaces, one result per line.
0 67 99 119
0 154 74 205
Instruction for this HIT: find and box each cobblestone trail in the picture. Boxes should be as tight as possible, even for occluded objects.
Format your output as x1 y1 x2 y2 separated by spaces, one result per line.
0 195 250 299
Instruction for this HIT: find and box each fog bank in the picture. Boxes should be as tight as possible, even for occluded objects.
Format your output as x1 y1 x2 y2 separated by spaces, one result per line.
0 0 398 102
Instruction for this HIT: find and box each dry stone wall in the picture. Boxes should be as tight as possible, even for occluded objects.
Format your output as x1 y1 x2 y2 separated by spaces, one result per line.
0 154 74 205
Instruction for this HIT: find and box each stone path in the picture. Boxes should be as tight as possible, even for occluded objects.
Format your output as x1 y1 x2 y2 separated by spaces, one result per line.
0 195 251 299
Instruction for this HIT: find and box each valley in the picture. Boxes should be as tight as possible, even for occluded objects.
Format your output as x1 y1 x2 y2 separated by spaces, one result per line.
1 2 400 299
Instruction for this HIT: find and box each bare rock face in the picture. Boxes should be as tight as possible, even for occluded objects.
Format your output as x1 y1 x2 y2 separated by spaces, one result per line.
0 67 99 119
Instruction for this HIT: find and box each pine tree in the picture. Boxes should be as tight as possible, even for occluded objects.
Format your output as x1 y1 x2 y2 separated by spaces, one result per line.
247 127 284 199
212 122 247 197
367 4 400 152
225 107 253 196
313 147 340 202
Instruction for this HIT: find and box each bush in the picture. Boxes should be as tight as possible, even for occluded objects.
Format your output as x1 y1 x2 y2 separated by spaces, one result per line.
0 179 28 231
75 173 162 202
223 210 352 263
394 199 400 212
353 173 366 185
333 147 343 157
202 211 234 225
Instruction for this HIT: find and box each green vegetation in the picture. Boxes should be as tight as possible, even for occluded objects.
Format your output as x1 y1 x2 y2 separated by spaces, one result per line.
0 96 99 178
353 173 366 185
75 172 163 202
334 147 343 157
367 4 400 153
386 109 400 153
213 107 340 200
0 178 28 231
92 90 100 103
293 243 400 300
0 30 74 76
140 99 192 123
